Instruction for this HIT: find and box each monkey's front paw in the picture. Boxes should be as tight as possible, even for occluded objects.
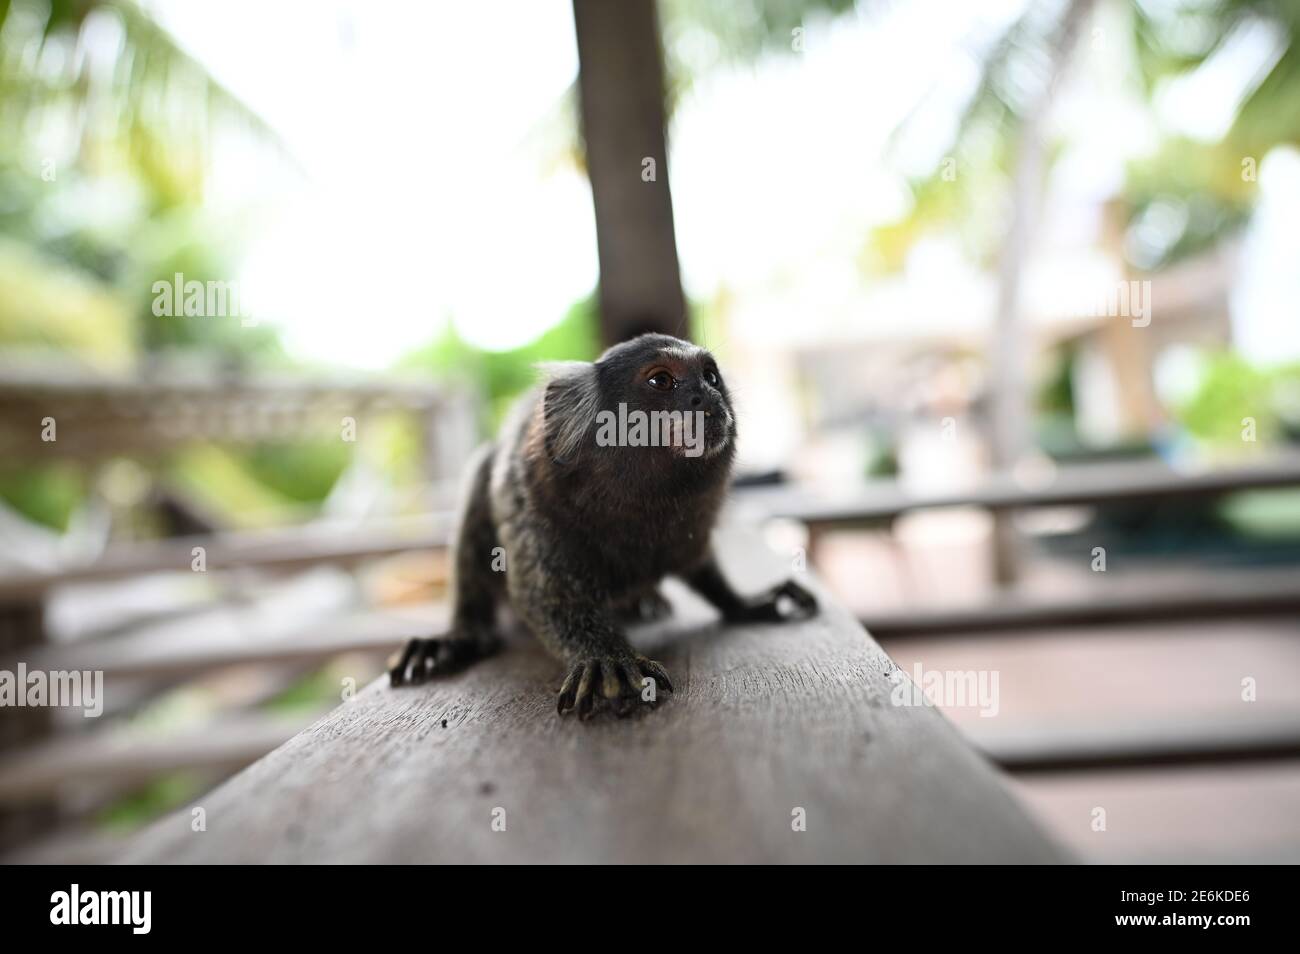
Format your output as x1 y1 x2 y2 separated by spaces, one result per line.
726 579 818 624
555 653 673 720
389 635 498 686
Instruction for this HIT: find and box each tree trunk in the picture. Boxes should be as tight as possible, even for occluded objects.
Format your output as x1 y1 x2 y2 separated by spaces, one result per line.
989 0 1097 584
572 0 688 346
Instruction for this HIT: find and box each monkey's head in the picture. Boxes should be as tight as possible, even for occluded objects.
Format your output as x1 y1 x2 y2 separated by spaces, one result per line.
539 334 737 479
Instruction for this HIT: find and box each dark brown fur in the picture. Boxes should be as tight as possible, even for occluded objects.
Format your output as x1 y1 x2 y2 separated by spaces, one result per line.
390 333 815 719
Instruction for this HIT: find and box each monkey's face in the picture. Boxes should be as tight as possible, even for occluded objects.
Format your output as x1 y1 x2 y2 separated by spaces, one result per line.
595 334 736 460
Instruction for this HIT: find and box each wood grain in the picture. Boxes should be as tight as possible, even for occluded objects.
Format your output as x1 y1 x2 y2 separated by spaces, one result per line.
118 529 1067 863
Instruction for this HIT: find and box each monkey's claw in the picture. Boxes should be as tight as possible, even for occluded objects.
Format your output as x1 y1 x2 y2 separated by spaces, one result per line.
389 635 496 686
556 653 673 719
727 579 818 623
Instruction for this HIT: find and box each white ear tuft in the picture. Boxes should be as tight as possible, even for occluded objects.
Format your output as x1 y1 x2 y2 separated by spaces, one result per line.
537 361 600 464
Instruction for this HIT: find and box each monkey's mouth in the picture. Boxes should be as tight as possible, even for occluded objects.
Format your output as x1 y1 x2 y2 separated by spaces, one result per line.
701 409 732 457
667 407 731 459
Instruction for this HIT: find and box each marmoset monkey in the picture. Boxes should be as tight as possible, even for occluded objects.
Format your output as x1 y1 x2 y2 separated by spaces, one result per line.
390 333 816 718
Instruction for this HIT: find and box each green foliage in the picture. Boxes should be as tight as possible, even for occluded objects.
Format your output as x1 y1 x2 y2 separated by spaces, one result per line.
1132 0 1300 158
0 0 285 185
877 0 1300 272
1039 344 1078 416
262 667 345 715
1219 488 1300 539
400 294 601 429
1174 353 1300 445
1123 138 1256 268
0 0 292 366
0 463 86 531
662 0 858 67
866 0 1061 274
0 236 136 360
165 444 349 528
863 142 1014 274
96 771 208 831
240 442 352 506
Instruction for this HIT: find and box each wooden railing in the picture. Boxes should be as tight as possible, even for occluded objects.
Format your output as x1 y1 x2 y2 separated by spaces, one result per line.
745 453 1300 528
113 527 1067 864
737 453 1300 776
12 453 1296 860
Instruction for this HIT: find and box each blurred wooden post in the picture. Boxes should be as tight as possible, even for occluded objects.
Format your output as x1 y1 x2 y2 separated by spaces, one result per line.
418 388 481 500
0 599 54 850
1099 198 1162 436
988 0 1097 584
572 0 688 346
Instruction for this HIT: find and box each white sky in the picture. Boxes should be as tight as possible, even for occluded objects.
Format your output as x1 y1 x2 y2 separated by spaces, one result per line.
150 0 592 363
147 0 1299 368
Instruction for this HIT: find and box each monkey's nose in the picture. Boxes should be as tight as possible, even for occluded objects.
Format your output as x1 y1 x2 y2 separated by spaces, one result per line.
690 395 703 407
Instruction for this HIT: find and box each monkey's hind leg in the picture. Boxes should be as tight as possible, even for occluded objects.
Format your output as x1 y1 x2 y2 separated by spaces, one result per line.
390 448 504 687
683 552 817 623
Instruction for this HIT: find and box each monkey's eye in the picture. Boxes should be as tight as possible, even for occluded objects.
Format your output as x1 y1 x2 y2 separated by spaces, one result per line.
703 368 720 388
647 370 675 391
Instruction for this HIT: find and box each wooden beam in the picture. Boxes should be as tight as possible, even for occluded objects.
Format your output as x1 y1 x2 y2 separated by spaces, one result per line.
861 570 1300 637
0 513 453 600
0 364 462 464
748 454 1300 529
0 714 316 807
16 604 445 680
0 596 54 850
116 529 1066 863
980 716 1300 774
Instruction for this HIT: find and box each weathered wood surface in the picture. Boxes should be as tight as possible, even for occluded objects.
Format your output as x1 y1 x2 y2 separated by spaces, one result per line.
118 529 1067 863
